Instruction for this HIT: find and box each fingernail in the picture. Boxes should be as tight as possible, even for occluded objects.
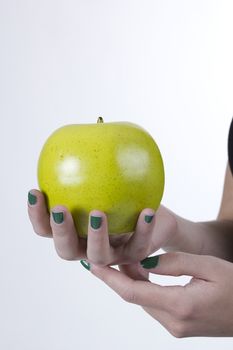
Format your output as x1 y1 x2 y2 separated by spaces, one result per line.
80 260 91 271
52 212 64 224
28 191 37 205
91 216 102 229
144 214 154 223
140 256 160 269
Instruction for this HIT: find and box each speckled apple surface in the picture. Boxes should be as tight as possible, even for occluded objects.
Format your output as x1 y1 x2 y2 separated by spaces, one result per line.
37 119 165 237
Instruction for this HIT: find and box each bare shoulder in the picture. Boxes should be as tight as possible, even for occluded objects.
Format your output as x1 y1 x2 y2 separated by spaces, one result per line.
217 162 233 220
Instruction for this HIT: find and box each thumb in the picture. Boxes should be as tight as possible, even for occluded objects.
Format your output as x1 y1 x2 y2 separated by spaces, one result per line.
139 252 220 281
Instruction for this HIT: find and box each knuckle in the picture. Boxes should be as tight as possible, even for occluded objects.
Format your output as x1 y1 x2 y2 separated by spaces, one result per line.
56 250 77 261
28 208 49 225
120 282 137 304
121 290 134 303
34 229 50 237
32 224 51 237
89 258 108 267
176 304 193 321
171 296 194 321
87 252 111 267
169 321 188 338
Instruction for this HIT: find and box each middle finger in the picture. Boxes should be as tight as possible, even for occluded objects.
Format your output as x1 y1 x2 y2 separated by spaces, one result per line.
87 210 113 266
51 205 86 260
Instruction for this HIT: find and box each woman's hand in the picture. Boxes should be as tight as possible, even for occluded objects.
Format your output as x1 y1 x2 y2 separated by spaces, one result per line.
89 252 233 337
28 189 177 265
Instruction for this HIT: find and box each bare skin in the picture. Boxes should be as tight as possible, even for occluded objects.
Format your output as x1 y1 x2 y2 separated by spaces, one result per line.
28 162 233 337
90 162 233 337
27 189 177 266
91 252 233 337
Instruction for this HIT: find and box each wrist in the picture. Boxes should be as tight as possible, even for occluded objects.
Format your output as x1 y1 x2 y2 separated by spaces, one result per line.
161 210 202 254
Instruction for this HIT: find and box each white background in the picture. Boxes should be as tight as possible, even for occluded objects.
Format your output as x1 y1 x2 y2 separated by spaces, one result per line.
1 0 233 348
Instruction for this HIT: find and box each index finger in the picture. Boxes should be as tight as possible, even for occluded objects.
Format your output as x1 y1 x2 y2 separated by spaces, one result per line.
90 263 183 309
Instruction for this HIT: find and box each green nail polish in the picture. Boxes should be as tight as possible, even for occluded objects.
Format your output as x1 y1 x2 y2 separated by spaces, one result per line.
52 212 64 224
140 256 160 269
91 216 102 229
145 215 154 223
28 192 37 205
80 260 91 271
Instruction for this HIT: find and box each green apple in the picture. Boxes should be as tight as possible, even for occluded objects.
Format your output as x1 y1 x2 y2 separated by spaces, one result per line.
37 117 165 237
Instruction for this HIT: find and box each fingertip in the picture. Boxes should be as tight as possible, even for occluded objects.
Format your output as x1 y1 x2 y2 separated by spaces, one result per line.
28 188 42 198
142 208 156 216
28 190 37 206
80 259 91 271
28 188 41 196
89 210 108 232
27 189 52 237
51 205 68 213
140 255 160 271
29 188 41 195
141 208 156 224
27 189 46 207
89 209 106 218
50 206 70 225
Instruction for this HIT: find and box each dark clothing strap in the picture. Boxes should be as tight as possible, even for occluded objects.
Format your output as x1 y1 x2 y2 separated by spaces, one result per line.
228 118 233 176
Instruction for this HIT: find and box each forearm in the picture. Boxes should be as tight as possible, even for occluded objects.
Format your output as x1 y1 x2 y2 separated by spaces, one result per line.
195 219 233 261
162 211 233 262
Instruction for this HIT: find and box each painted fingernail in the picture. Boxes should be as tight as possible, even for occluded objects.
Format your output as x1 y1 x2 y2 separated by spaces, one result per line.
52 212 64 224
140 256 160 269
80 260 91 271
28 191 37 205
144 214 154 223
91 216 102 229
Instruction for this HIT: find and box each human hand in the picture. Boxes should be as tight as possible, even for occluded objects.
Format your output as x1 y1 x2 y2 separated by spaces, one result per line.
88 252 233 337
28 189 177 265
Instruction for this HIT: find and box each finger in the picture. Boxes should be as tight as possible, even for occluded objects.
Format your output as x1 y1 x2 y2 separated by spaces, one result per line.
90 264 182 308
139 252 220 281
149 205 179 250
51 205 86 260
123 208 156 261
87 210 113 265
27 189 52 237
118 265 185 334
119 263 149 281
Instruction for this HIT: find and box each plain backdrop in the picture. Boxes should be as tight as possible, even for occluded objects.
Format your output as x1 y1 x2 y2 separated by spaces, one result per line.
1 0 233 349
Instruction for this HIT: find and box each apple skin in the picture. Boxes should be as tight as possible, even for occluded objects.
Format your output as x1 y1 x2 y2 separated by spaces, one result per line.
37 119 165 237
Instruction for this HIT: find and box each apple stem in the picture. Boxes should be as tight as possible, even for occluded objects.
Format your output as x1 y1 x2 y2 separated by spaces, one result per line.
97 117 104 123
